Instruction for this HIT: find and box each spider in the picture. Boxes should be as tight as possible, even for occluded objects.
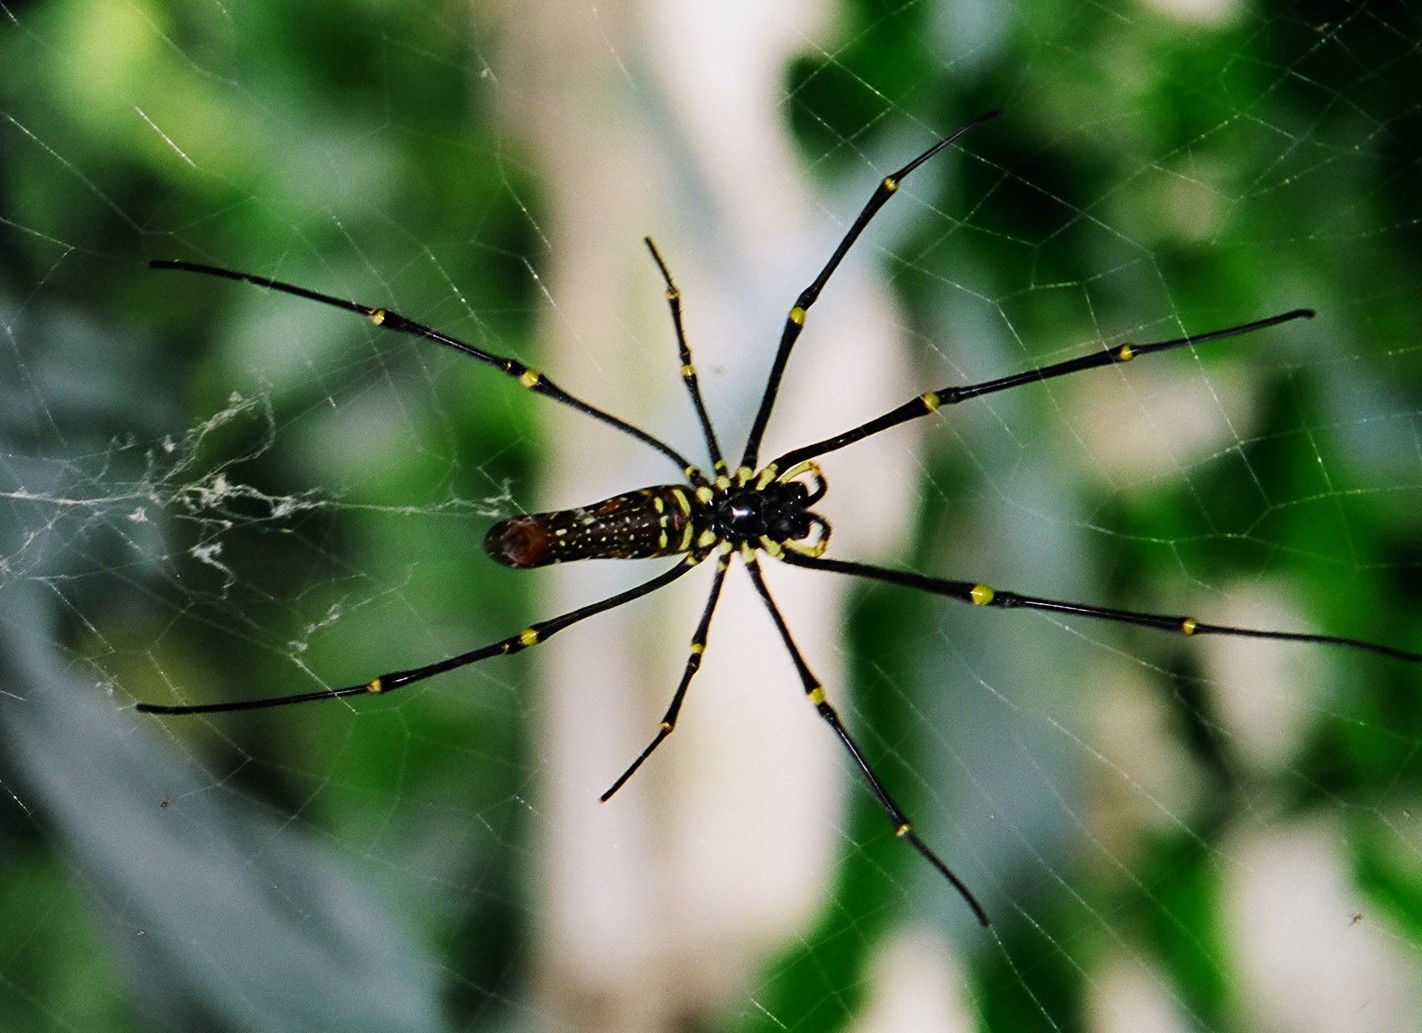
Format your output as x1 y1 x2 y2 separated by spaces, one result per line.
137 109 1421 926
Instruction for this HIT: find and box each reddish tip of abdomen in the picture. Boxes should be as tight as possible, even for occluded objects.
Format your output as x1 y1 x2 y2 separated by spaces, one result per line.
484 515 555 568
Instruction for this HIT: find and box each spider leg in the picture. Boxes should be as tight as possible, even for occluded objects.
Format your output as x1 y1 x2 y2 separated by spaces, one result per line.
770 308 1314 472
743 559 990 927
148 260 696 474
136 556 702 716
738 109 1001 472
601 552 730 801
643 238 726 475
783 553 1422 664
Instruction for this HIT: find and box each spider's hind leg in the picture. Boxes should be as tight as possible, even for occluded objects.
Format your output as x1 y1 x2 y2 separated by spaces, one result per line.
601 550 731 802
643 237 726 474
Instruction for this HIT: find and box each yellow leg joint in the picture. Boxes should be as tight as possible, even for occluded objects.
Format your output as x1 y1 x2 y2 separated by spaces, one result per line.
759 535 785 558
883 176 899 192
1181 617 1198 636
368 308 387 326
1116 344 1135 362
970 583 995 606
519 628 539 647
366 677 384 694
788 306 806 326
808 686 826 705
519 368 542 388
921 391 941 412
659 720 673 731
775 459 820 484
784 537 828 559
895 822 912 837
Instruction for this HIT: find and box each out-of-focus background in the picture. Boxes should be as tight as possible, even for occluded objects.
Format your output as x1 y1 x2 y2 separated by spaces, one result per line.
2 1 1420 1031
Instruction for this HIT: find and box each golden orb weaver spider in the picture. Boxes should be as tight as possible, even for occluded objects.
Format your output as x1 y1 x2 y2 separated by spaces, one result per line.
136 109 1422 926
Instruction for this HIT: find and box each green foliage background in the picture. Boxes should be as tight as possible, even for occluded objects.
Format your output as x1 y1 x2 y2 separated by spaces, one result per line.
1 1 1419 1031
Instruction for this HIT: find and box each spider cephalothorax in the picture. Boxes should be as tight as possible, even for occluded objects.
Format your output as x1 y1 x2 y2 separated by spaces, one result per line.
138 108 1422 928
709 462 829 558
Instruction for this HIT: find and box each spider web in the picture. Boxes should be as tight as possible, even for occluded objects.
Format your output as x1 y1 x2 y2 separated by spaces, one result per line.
2 1 1421 1031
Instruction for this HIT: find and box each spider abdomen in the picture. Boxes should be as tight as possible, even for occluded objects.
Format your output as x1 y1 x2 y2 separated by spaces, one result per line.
484 485 702 568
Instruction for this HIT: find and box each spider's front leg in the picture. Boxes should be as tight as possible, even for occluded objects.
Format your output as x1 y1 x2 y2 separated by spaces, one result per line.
739 108 1001 471
742 559 989 926
782 552 1422 665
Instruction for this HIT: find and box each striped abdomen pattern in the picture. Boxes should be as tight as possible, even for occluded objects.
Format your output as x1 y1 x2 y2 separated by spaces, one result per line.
484 485 702 568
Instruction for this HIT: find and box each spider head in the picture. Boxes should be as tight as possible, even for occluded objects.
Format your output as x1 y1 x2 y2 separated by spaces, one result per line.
714 461 830 557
